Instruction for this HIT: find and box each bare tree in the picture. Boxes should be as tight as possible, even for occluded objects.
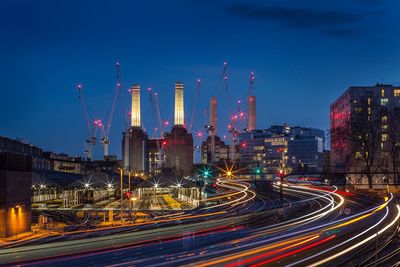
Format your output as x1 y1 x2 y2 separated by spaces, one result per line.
386 107 400 184
350 94 382 189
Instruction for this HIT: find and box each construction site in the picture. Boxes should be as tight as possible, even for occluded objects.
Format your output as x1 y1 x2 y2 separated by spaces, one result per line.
69 60 258 210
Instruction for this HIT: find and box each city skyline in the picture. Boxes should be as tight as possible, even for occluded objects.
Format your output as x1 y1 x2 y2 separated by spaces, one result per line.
1 0 399 159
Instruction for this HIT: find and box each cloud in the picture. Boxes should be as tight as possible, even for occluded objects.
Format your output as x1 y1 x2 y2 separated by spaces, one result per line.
227 3 363 37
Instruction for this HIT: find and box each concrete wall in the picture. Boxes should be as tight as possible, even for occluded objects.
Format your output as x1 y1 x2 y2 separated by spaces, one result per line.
0 153 32 238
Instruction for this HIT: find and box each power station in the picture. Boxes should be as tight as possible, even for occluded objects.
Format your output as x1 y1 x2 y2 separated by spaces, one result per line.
122 82 194 176
78 62 261 177
163 82 194 176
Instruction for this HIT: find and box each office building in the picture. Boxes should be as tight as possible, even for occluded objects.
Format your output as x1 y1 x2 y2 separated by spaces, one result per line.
330 84 400 188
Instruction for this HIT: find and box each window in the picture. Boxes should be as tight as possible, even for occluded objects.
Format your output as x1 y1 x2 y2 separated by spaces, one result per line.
382 134 388 142
368 98 371 105
382 124 388 131
394 89 400 97
382 115 388 123
381 98 388 106
381 89 385 97
355 151 362 159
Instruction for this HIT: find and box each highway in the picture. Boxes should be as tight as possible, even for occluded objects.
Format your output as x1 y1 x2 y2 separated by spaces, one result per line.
0 180 399 267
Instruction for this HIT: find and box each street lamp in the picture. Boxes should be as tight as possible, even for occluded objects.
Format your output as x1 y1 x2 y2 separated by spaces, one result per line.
118 167 123 223
128 171 132 193
279 169 284 200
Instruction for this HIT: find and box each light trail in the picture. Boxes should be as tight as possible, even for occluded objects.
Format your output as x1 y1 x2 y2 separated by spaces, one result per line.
308 204 400 266
286 206 390 267
249 234 337 267
193 186 390 267
224 235 321 267
202 179 256 210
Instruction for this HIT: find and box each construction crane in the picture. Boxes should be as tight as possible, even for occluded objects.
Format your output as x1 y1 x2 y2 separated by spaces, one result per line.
148 87 165 171
247 71 256 131
217 61 239 163
77 84 98 160
189 79 201 133
100 62 121 158
202 61 230 163
148 87 164 138
248 71 255 96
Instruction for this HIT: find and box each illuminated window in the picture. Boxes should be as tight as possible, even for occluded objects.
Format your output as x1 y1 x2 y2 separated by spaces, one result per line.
382 134 388 142
368 98 371 105
355 151 362 159
382 124 388 131
381 98 388 106
382 116 388 123
381 89 385 97
394 89 400 97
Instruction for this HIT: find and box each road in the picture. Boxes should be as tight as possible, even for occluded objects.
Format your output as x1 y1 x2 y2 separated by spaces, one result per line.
0 180 399 267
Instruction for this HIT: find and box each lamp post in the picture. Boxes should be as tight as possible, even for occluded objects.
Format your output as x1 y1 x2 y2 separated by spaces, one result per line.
154 183 158 196
119 168 123 223
128 171 132 193
130 196 137 223
279 169 284 200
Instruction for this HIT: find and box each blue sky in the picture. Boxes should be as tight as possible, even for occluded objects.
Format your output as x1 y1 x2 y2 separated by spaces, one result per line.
1 0 399 159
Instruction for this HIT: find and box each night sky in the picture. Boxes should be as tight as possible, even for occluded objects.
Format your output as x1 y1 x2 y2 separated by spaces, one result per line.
1 0 399 160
